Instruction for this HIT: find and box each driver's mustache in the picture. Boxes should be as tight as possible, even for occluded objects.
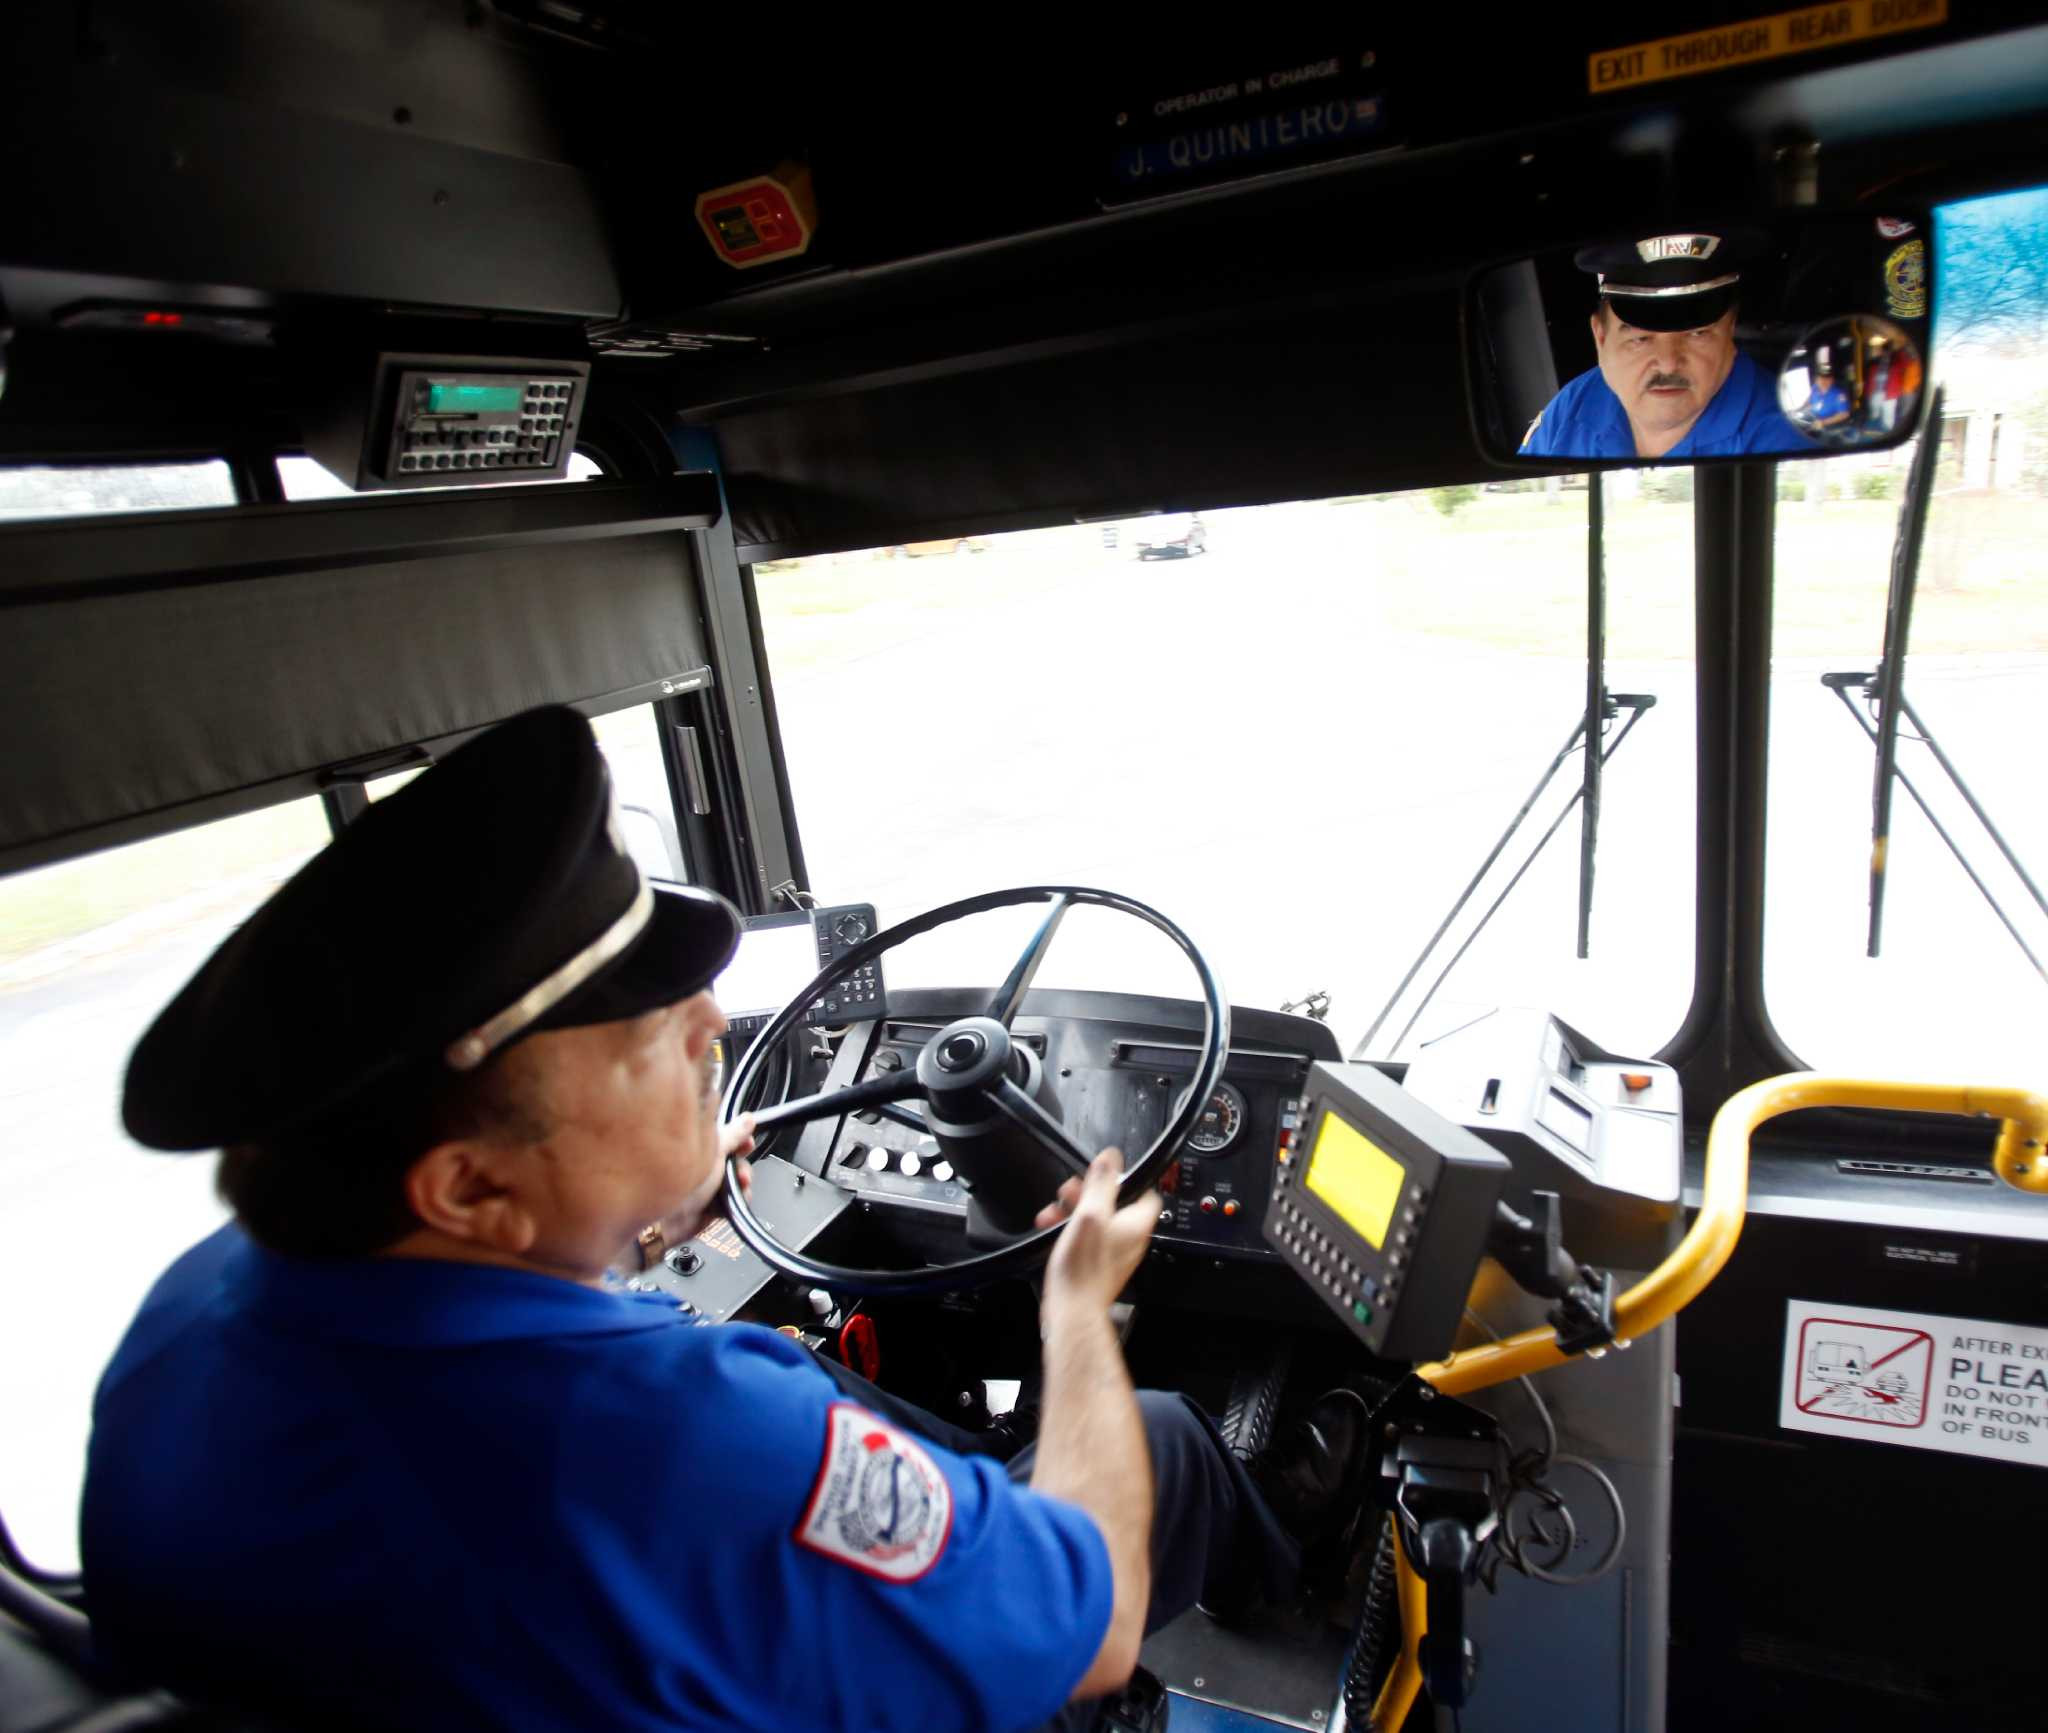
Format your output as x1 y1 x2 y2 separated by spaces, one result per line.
1646 372 1693 390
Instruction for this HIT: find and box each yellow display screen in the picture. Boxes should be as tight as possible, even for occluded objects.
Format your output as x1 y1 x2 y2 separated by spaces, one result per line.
1303 1110 1406 1250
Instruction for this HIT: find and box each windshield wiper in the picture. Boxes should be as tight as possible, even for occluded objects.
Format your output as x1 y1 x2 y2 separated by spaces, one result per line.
1579 465 1608 960
1824 387 2048 987
1863 385 1941 957
1356 474 1657 1059
1822 672 2048 986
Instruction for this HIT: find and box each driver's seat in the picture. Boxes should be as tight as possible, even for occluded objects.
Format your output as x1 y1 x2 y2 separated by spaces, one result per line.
3 1562 1164 1733
0 1568 276 1733
0 1598 176 1732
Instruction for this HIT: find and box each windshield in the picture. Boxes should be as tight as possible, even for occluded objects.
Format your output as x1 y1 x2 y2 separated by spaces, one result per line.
1764 188 2048 1080
755 479 1697 1060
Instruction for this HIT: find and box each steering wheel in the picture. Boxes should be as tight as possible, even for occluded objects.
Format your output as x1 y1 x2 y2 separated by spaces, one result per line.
717 886 1229 1296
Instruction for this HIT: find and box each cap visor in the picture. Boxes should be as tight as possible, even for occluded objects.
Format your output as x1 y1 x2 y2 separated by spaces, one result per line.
535 883 742 1034
1602 283 1739 333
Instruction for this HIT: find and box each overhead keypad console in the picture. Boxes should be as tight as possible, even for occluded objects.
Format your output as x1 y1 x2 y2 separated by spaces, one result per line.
382 367 586 484
299 352 592 493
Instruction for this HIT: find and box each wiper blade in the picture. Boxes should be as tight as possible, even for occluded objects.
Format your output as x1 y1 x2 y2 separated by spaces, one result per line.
1354 690 1657 1060
1355 470 1656 1061
1578 471 1608 959
1822 672 2048 989
1865 386 1944 955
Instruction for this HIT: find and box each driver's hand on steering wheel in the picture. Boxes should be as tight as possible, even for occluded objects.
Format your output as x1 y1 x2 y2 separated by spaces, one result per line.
1036 1149 1159 1327
722 1112 758 1198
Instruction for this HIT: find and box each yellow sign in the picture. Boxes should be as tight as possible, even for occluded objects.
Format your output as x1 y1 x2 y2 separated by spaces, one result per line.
1303 1110 1406 1250
1590 0 1949 95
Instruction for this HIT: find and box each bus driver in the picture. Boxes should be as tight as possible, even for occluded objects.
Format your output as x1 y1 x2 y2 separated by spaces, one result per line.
1520 231 1811 461
81 706 1363 1733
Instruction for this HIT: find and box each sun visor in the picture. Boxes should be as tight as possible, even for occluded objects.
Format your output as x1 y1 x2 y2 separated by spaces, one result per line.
0 485 714 868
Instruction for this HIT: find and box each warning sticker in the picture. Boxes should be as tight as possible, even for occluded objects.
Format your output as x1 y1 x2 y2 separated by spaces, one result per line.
1781 1299 2048 1467
1590 1 1950 96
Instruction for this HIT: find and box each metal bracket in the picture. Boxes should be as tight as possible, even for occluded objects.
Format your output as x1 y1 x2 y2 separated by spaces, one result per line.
1368 1377 1505 1711
1485 1193 1618 1356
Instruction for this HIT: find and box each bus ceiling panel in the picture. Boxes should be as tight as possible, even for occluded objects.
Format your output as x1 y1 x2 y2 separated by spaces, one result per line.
587 18 2048 350
56 0 589 165
1719 19 2048 158
0 529 709 872
1 7 621 324
711 291 1471 562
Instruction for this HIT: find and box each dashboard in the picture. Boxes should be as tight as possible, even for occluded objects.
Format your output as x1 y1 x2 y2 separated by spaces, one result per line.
770 987 1344 1263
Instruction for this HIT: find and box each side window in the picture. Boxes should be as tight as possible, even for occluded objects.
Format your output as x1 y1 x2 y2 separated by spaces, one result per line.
0 799 332 1572
0 460 235 522
353 704 683 882
590 704 686 883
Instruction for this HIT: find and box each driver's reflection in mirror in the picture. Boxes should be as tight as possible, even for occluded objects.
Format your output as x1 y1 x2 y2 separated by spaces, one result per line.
1520 231 1815 460
1779 315 1925 446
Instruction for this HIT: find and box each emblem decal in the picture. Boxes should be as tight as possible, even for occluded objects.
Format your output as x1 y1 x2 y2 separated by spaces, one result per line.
795 1403 953 1582
1635 233 1721 263
1884 239 1928 320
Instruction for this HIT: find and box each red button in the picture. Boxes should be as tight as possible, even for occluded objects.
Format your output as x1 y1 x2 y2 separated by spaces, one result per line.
1200 1195 1218 1214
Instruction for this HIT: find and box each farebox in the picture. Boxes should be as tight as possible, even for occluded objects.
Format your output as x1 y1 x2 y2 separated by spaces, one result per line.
1265 1061 1513 1363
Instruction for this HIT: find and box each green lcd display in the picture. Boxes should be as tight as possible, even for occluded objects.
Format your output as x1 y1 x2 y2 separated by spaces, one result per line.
427 382 525 414
1303 1110 1406 1250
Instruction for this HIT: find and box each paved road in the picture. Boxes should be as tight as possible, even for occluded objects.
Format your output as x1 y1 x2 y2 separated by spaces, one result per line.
3 503 2042 1569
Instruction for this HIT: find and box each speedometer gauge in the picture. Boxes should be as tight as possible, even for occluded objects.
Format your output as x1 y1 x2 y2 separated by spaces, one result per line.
1179 1082 1247 1154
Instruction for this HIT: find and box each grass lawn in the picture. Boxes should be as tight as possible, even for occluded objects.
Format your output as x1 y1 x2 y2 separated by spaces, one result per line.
0 800 330 973
758 486 2048 669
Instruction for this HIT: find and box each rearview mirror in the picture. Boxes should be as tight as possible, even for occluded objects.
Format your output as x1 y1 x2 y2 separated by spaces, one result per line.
1468 214 1932 467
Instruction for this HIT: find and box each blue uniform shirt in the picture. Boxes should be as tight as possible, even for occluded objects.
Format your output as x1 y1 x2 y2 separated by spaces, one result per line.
1519 351 1812 459
82 1227 1112 1732
1803 380 1851 426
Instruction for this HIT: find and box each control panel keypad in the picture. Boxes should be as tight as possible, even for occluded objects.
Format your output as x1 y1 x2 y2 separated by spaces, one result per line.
808 903 883 1026
386 371 582 481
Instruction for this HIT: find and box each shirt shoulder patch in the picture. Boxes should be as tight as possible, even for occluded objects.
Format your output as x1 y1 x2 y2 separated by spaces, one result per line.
794 1402 954 1583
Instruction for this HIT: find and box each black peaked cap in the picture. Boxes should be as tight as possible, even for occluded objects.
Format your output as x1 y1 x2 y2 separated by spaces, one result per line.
123 706 741 1152
1575 229 1763 333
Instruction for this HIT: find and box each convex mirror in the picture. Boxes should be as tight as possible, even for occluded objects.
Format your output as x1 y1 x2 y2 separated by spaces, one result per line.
1778 314 1924 448
1469 213 1931 467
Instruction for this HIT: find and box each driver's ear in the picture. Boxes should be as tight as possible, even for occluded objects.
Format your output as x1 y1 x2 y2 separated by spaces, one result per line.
402 1138 539 1254
677 990 724 1063
1589 309 1607 353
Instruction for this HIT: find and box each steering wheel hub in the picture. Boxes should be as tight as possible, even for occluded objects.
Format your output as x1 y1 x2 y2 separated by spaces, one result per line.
920 1017 1006 1089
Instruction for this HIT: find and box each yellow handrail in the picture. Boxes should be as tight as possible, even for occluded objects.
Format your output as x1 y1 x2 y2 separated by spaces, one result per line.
1364 1073 2048 1727
1369 1513 1430 1732
1418 1076 2048 1399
